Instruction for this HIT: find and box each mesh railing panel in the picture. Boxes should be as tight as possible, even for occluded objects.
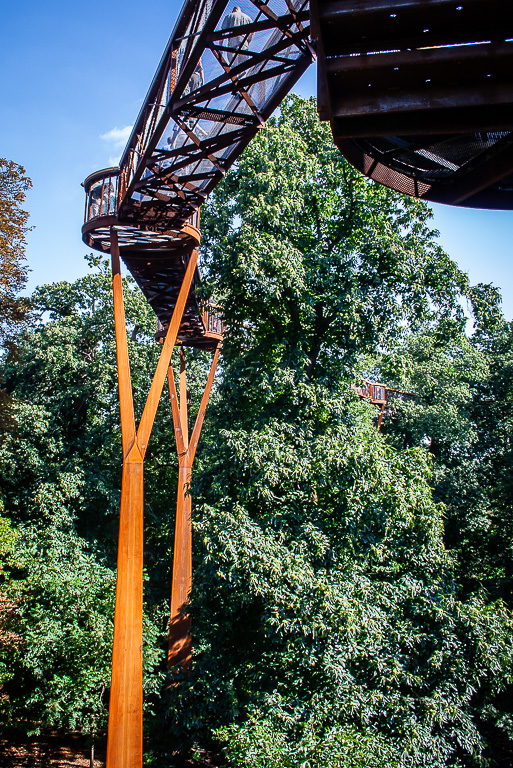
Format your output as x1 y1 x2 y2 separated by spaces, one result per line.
117 0 312 230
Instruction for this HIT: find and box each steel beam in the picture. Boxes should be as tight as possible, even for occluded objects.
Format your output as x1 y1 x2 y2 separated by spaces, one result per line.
107 228 199 768
167 345 221 670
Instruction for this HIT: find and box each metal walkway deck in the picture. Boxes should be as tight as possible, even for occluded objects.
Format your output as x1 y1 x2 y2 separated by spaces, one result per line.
82 0 314 347
83 0 513 341
312 0 513 208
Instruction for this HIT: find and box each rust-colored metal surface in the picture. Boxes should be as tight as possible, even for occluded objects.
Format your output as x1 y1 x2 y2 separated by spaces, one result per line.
115 0 313 233
108 233 144 768
82 4 315 762
82 0 313 346
356 379 415 429
82 0 313 246
82 0 314 759
312 0 513 208
167 345 221 671
107 228 202 768
82 0 513 764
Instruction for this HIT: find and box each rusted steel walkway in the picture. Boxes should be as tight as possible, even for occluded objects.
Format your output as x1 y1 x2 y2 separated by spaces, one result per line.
82 3 314 768
356 380 415 429
83 0 313 347
81 2 513 767
83 0 513 334
312 0 513 208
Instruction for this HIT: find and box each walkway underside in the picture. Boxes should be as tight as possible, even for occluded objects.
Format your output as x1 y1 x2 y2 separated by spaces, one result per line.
312 0 513 209
82 213 220 348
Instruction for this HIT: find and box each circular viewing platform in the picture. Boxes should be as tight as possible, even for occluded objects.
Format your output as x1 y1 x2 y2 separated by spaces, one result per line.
81 167 221 351
82 167 201 254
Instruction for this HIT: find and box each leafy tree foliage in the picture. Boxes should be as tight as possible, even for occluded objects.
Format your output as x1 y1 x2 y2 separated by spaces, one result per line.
1 521 116 734
0 159 31 347
0 515 20 699
0 255 210 564
0 98 512 768
0 159 32 428
201 95 467 388
369 286 513 762
155 97 513 768
371 286 513 603
0 257 200 734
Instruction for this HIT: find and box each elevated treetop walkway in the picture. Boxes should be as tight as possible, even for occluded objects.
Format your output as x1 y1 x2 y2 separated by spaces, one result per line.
83 0 513 350
82 4 315 767
356 380 416 428
81 2 513 767
83 0 313 347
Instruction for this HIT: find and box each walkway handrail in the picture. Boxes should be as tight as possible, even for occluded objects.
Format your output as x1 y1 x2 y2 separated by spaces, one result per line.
114 0 314 231
83 168 120 224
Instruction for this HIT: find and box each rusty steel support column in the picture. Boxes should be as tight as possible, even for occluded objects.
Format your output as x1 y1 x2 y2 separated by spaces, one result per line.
108 447 144 768
107 228 199 768
168 458 193 669
108 229 143 768
377 403 386 431
167 344 221 670
169 348 192 669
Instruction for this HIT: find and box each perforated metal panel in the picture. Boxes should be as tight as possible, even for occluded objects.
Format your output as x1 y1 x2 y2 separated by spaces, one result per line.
312 0 513 209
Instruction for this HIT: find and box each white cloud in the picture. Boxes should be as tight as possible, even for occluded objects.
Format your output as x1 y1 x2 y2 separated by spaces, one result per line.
100 125 132 149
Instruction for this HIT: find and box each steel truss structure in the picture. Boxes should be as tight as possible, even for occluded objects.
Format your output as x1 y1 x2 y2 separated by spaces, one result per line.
82 2 314 767
82 0 513 765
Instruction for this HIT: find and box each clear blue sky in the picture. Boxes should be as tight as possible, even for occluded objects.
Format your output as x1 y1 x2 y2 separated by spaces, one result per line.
2 1 513 317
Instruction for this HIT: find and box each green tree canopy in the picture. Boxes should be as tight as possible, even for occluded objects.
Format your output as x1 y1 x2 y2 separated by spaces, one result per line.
0 258 183 734
1 99 512 768
202 96 467 393
0 159 31 348
156 97 513 768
